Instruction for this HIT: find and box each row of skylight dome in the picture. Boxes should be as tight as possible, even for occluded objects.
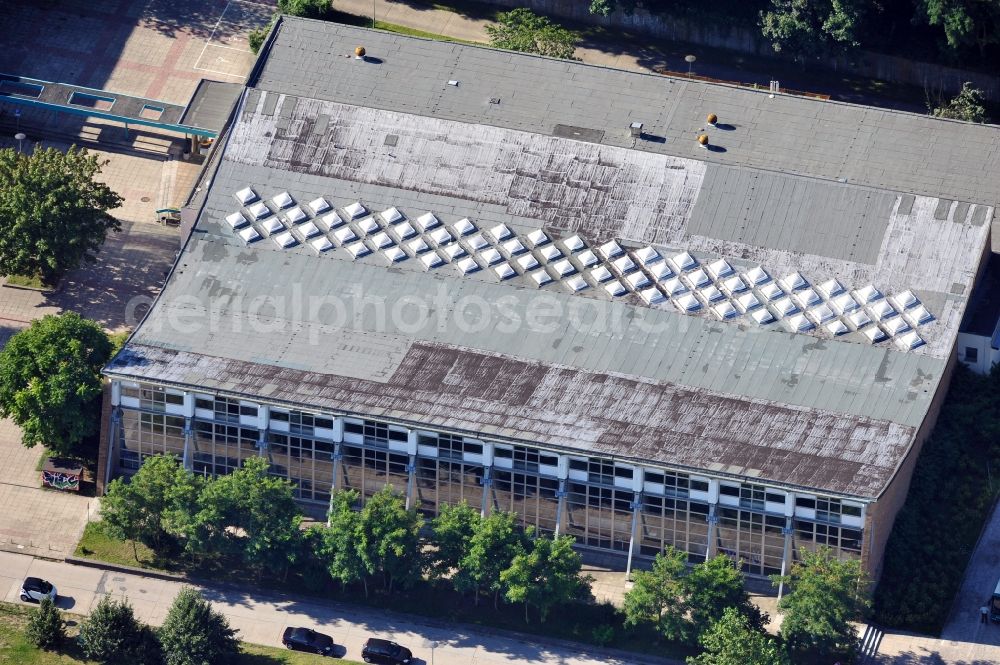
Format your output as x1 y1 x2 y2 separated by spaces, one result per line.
227 188 933 351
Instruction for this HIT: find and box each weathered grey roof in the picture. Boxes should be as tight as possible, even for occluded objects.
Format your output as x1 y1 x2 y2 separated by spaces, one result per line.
180 80 243 133
108 342 914 499
256 18 1000 207
108 17 1000 500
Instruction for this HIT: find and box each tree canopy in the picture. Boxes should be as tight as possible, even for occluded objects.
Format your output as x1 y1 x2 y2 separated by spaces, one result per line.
920 0 1000 54
78 596 148 665
0 313 113 454
159 587 240 665
587 0 1000 66
455 510 527 607
501 534 588 623
775 546 870 661
687 607 789 665
486 9 579 60
624 549 763 644
192 456 302 577
101 455 202 559
356 486 423 593
430 501 481 578
0 146 121 284
317 490 368 592
760 0 864 57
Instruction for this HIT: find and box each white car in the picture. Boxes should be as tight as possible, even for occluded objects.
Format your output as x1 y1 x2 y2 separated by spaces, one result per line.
20 577 56 603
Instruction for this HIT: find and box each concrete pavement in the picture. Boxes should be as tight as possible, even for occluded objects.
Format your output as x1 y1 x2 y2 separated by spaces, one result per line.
0 551 676 665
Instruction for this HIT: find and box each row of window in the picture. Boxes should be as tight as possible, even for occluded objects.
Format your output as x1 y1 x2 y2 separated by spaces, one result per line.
117 402 862 522
116 412 865 573
720 483 863 523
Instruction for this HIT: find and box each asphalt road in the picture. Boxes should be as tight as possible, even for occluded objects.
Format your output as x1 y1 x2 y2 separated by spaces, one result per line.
0 551 674 665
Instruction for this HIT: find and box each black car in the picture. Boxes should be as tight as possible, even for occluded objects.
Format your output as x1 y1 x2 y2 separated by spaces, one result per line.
362 637 412 664
281 626 335 655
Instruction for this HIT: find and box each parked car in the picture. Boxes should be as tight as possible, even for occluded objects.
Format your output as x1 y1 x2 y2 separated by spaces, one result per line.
282 626 336 655
362 637 412 664
20 577 56 603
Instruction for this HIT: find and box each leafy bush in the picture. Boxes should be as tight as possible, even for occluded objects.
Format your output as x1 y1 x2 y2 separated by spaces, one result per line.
592 623 615 646
79 596 147 664
486 9 578 60
159 587 240 665
26 598 64 650
249 14 278 55
278 0 332 19
931 82 988 122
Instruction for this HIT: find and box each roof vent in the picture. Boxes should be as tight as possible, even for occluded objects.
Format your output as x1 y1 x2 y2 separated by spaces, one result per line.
630 122 643 138
354 46 366 59
707 113 718 126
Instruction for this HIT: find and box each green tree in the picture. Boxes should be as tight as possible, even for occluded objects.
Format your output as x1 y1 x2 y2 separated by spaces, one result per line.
0 313 112 455
501 534 588 623
687 607 789 665
0 146 121 284
278 0 332 19
685 554 766 640
931 82 988 122
159 587 240 665
919 0 1000 55
455 510 527 607
775 546 870 661
192 456 302 577
357 486 422 593
78 596 147 665
760 0 864 58
249 14 279 55
26 597 65 650
101 455 202 560
317 490 368 594
623 547 690 642
486 9 579 60
430 501 480 578
589 0 616 16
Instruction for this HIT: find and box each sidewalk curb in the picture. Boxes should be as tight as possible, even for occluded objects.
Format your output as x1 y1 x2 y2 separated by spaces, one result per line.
65 555 682 665
66 555 188 583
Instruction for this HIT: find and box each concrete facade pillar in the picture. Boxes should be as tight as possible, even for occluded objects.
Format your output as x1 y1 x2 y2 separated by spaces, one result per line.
480 442 494 517
706 478 720 558
405 430 418 511
778 492 796 601
625 467 644 579
181 392 195 471
103 381 123 488
256 404 269 454
553 455 570 536
327 440 344 525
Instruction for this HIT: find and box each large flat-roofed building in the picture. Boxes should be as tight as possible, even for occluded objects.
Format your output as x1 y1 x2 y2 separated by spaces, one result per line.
101 16 999 580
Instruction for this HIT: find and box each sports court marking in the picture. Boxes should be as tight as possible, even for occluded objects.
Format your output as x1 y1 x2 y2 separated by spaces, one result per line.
193 0 271 77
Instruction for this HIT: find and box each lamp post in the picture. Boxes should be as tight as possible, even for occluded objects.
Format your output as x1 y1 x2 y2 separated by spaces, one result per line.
14 132 26 154
423 639 437 665
684 54 697 77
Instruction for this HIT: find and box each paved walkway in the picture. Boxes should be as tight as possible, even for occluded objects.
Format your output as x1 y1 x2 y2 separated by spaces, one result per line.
0 420 94 560
0 551 677 665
